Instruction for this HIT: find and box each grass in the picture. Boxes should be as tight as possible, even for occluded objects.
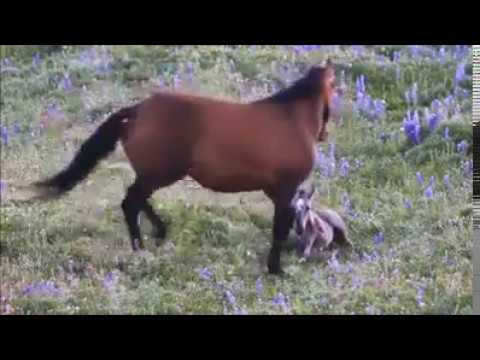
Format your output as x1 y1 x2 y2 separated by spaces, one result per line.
0 45 473 315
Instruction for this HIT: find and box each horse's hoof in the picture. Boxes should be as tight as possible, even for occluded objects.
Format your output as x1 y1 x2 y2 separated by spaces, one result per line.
268 264 285 276
152 226 166 239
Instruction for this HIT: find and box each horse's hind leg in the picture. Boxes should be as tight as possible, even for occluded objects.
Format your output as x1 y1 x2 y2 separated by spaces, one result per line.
121 178 151 251
142 200 167 245
121 169 186 251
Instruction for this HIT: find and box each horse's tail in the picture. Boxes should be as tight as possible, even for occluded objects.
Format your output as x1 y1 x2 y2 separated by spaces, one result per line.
32 105 138 200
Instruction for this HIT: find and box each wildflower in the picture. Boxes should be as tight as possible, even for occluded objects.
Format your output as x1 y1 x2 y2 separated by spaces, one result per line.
405 90 411 105
32 53 42 67
456 140 468 154
198 267 213 281
404 198 413 209
102 271 119 291
61 74 73 92
424 185 434 199
393 51 401 62
463 160 473 177
328 254 341 272
351 275 363 289
13 121 21 135
455 62 465 86
416 284 426 307
439 47 446 63
272 292 289 313
327 275 337 287
416 172 424 185
427 114 440 133
23 280 62 298
443 174 450 189
172 73 181 88
224 290 236 306
0 180 6 194
0 125 8 145
255 278 264 296
443 127 450 141
411 83 418 106
339 158 350 177
233 307 248 315
373 232 385 246
395 66 401 82
366 305 376 315
403 116 421 145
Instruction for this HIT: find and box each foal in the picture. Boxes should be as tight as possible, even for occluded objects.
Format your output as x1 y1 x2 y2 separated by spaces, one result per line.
31 60 337 275
292 186 351 259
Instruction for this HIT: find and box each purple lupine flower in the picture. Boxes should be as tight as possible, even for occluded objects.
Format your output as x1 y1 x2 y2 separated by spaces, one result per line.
61 74 73 92
198 267 213 281
13 121 21 135
328 255 341 272
272 292 289 313
439 47 446 63
443 174 451 189
339 158 350 177
403 115 421 145
393 51 401 62
172 73 181 88
255 278 264 296
23 280 62 298
405 90 411 105
0 125 9 145
463 160 473 177
427 114 440 133
443 127 450 141
32 52 42 67
316 149 330 177
395 66 401 82
366 305 376 315
373 232 385 246
424 185 434 199
351 274 363 289
404 198 413 209
0 180 6 194
416 284 426 307
416 171 424 185
102 271 119 291
224 290 236 306
411 83 418 106
233 307 248 315
456 140 468 154
327 275 337 287
327 143 336 177
455 62 465 85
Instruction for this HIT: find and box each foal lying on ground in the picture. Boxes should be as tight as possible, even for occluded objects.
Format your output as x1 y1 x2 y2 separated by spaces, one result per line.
293 186 352 259
30 60 338 275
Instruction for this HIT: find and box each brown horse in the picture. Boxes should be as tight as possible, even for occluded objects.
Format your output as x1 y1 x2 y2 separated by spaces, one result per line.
32 60 337 275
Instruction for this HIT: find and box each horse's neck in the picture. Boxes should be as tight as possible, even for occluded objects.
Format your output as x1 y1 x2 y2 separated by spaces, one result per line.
292 98 323 142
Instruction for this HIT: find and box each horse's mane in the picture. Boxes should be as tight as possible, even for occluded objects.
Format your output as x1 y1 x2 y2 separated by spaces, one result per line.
252 71 322 105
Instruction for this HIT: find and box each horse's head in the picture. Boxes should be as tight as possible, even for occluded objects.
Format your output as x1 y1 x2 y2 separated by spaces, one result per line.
305 59 336 142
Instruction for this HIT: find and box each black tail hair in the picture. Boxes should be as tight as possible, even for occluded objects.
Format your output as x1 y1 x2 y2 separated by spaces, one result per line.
34 105 137 197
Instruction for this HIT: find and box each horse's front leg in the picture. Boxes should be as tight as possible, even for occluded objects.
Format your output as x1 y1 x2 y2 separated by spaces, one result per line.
268 198 296 275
